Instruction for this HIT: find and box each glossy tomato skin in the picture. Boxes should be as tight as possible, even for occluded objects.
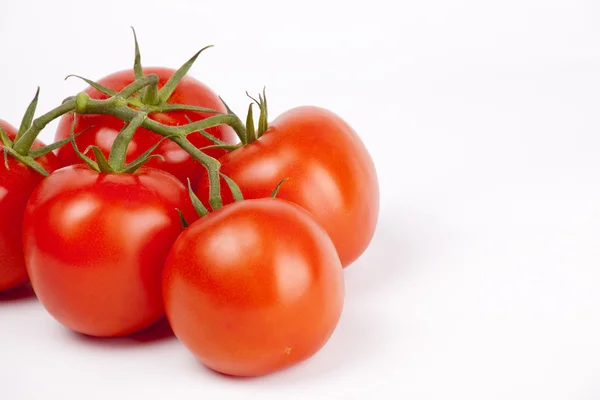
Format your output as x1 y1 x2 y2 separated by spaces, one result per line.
0 120 60 292
23 165 197 337
54 67 238 187
163 198 344 377
196 106 379 267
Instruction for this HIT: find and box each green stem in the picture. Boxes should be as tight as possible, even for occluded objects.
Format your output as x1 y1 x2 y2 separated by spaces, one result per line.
84 98 243 138
12 99 77 155
171 136 222 210
108 113 146 171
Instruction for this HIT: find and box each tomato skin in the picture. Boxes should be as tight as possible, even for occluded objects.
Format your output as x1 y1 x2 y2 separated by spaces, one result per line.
196 106 379 267
163 198 344 377
0 120 60 292
22 165 196 337
54 67 238 187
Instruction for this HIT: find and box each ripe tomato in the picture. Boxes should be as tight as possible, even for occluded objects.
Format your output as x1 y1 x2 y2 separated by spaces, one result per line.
196 106 379 267
22 165 196 337
54 67 237 187
163 198 344 377
0 120 60 292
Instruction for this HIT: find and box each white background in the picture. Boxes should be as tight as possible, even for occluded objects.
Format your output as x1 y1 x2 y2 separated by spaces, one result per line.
1 0 600 398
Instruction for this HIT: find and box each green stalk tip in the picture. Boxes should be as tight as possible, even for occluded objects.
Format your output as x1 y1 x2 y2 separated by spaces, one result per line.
131 26 144 80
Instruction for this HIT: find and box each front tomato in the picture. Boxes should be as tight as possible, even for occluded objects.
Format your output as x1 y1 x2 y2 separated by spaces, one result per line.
163 198 344 377
23 165 196 337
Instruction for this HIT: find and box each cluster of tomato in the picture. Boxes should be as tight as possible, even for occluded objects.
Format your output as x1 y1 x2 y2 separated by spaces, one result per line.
0 31 379 377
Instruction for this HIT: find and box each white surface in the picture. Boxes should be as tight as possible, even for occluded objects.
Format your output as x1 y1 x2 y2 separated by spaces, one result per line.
1 0 600 398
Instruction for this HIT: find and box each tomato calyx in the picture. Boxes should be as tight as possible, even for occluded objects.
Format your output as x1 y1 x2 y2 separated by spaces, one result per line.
69 113 171 174
180 175 288 228
186 173 243 220
1 89 74 176
66 76 236 209
211 88 269 149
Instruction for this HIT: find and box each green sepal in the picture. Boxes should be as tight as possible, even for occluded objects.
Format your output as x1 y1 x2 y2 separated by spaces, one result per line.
65 75 117 97
176 208 189 229
70 118 100 172
131 26 144 80
247 88 269 138
261 87 268 134
187 178 209 217
3 145 49 176
158 45 213 104
220 172 244 202
245 103 256 143
0 125 12 147
88 146 114 173
119 134 172 173
2 147 9 170
121 154 164 174
257 92 268 138
123 136 172 172
270 178 289 198
16 87 40 141
28 126 93 159
246 92 260 106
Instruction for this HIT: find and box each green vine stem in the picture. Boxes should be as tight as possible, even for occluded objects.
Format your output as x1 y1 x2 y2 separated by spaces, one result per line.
107 114 146 171
24 92 230 208
9 73 257 210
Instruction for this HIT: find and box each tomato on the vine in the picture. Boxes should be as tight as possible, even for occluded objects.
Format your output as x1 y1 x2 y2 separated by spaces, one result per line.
196 106 379 268
23 165 196 337
163 197 344 377
54 67 237 187
0 120 60 293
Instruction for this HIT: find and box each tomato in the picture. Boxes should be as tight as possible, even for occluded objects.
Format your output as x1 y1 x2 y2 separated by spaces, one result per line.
196 106 379 267
54 67 238 187
22 165 196 337
163 198 344 377
0 120 60 292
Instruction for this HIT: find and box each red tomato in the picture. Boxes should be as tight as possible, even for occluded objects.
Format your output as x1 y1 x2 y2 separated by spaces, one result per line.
196 106 379 267
163 198 344 377
22 165 196 337
54 67 237 187
0 120 60 292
